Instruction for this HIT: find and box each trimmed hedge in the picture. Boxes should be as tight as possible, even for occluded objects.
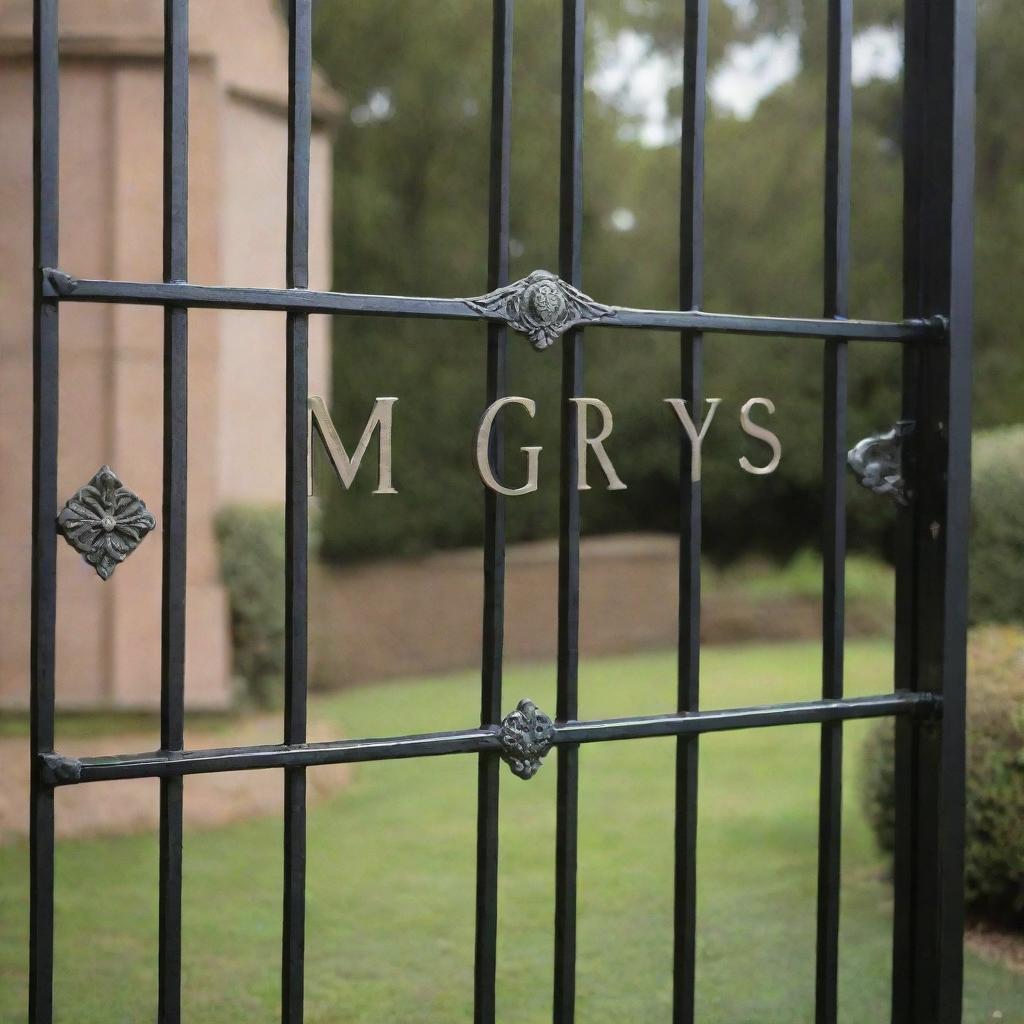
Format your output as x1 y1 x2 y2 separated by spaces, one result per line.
215 505 319 708
971 425 1024 625
860 625 1024 926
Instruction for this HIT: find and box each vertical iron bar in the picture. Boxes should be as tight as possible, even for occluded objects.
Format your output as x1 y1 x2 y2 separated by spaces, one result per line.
474 2 513 1022
282 2 311 1022
814 1 851 1021
29 1 59 1021
891 0 925 1009
553 2 584 1021
158 3 189 1021
672 0 707 1019
893 0 974 1021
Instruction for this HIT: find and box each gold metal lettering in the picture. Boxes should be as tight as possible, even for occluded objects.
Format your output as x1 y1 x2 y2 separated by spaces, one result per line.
570 397 626 491
308 395 398 495
664 398 722 482
738 397 782 475
476 397 541 496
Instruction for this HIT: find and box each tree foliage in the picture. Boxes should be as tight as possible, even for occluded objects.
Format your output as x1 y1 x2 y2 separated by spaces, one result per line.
309 0 1021 564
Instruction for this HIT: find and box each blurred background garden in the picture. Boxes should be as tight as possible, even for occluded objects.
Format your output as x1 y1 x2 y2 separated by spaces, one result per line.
1 0 1022 1020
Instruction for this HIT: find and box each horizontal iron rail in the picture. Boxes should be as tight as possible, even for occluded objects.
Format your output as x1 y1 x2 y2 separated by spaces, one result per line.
40 691 936 786
42 269 944 343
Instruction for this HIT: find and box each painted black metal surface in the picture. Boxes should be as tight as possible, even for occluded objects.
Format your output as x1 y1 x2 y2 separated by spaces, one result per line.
815 2 852 1021
38 692 936 787
474 7 512 1015
553 5 585 1019
891 0 974 1019
282 5 313 1022
158 5 189 1020
30 3 58 1020
27 1 972 1022
673 0 707 1017
43 267 943 343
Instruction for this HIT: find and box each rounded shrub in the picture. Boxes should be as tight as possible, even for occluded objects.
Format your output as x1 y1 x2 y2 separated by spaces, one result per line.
971 425 1024 625
860 714 897 856
215 505 320 708
859 625 1024 926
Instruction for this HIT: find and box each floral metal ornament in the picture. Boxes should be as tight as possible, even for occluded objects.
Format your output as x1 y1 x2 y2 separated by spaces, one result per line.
498 698 555 779
848 421 914 506
466 270 613 350
56 466 156 580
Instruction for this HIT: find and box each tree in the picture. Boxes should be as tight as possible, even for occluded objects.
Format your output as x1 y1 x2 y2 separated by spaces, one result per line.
310 0 1022 564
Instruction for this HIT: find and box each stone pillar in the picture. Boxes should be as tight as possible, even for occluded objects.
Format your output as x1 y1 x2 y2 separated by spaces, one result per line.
0 0 338 709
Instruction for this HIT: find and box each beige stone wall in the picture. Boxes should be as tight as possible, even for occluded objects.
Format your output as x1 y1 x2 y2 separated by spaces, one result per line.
0 1 336 709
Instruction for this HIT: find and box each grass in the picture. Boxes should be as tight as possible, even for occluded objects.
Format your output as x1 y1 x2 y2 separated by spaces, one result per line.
0 709 244 741
721 549 894 605
1 641 1020 1022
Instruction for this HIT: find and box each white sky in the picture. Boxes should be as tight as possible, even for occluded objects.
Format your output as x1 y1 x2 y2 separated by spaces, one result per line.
588 24 903 145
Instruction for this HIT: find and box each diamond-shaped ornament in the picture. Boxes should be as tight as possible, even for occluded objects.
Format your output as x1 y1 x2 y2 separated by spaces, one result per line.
56 466 156 580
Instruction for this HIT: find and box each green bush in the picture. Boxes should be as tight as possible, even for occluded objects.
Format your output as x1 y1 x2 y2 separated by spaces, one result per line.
971 426 1024 625
859 714 898 856
215 505 319 708
859 625 1024 926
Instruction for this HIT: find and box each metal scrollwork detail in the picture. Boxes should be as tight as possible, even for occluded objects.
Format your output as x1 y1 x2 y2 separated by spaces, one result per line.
57 465 156 580
847 421 914 506
499 698 555 779
466 270 613 350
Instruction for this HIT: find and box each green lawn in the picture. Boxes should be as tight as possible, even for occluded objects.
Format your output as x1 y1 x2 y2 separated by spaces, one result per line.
2 642 1021 1022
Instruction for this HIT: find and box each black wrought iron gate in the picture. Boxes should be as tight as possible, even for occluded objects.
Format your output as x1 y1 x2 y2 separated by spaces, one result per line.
28 0 974 1021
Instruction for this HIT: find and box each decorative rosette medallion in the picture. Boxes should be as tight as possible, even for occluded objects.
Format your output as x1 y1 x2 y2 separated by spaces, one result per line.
467 270 613 350
56 465 156 580
498 698 556 779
